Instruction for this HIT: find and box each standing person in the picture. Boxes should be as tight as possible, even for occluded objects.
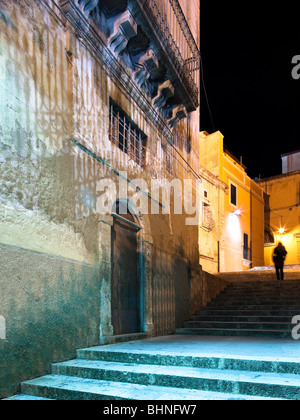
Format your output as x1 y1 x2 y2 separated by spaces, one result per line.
273 242 288 281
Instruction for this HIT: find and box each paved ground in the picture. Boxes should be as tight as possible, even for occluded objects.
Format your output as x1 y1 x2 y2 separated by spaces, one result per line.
84 334 300 363
250 265 300 271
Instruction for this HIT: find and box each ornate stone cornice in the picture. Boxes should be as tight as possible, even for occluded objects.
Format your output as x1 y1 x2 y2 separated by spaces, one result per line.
58 0 174 141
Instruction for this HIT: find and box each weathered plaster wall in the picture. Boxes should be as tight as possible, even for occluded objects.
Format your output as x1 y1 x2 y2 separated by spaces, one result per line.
0 243 100 398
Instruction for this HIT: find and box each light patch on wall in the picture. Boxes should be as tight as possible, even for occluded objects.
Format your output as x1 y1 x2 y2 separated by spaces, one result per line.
227 213 242 244
0 316 6 340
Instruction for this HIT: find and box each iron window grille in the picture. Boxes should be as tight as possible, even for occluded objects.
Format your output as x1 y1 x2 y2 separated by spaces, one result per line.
202 202 215 232
109 100 147 167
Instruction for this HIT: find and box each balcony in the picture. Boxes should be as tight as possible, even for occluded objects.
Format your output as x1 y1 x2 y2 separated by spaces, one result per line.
59 0 200 127
129 0 200 112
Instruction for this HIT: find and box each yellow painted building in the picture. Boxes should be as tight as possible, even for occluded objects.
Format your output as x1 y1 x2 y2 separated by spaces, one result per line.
199 131 265 273
257 166 300 266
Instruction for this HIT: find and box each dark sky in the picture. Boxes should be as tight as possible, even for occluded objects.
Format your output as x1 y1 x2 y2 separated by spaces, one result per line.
200 3 300 179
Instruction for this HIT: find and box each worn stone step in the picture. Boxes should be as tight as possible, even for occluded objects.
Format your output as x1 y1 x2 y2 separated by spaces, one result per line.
20 374 284 401
205 305 300 311
190 315 294 323
44 360 300 400
216 295 300 301
182 321 293 331
222 288 300 294
77 346 300 375
4 394 53 401
225 283 300 290
207 300 300 307
221 295 300 300
197 309 300 317
175 328 293 339
76 346 300 375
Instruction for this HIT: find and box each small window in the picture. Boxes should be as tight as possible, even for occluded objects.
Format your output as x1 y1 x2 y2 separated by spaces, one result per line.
109 99 147 167
243 233 249 260
204 190 208 199
230 183 237 206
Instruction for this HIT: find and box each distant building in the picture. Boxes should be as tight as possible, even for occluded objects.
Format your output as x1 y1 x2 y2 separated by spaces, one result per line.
199 131 265 273
257 150 300 266
282 150 300 174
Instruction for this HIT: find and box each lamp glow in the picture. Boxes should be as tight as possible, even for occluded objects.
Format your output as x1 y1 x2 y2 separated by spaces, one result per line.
279 228 285 234
234 209 242 216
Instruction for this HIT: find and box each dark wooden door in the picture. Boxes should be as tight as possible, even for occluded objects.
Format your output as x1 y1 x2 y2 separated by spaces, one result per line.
111 215 139 335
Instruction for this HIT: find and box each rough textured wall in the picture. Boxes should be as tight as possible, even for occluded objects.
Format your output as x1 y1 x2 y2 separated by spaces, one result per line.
0 243 100 399
0 0 103 399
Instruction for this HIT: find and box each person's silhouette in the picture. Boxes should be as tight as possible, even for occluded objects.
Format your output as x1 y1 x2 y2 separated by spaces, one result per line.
273 242 288 281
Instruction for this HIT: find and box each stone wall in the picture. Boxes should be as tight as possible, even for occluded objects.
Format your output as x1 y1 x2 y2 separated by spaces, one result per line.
0 243 100 398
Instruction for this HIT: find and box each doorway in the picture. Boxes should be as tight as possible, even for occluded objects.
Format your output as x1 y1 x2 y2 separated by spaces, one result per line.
111 202 141 336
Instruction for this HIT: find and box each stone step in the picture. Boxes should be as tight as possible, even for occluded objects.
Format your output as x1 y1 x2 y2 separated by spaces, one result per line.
20 374 283 401
76 346 300 375
220 295 300 301
204 305 300 311
209 302 300 308
4 395 53 401
197 309 300 317
182 321 293 331
28 360 300 400
207 300 300 306
191 315 294 323
175 328 293 339
224 283 300 289
218 294 300 300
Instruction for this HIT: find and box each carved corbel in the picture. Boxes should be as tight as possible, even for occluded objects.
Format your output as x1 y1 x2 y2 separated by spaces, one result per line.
168 105 187 129
66 0 100 18
134 50 159 86
109 10 138 55
152 80 175 111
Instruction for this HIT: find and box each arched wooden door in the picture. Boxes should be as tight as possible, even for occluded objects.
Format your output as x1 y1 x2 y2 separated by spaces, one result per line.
111 203 141 336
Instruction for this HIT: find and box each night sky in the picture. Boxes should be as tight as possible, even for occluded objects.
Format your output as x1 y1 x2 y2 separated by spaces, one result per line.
200 3 300 179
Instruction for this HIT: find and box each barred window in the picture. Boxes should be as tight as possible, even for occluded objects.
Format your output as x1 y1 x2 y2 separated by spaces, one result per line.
202 202 215 232
109 100 147 167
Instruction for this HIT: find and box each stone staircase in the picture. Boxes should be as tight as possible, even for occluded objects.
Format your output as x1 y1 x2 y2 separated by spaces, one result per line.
4 275 300 401
176 280 300 339
4 336 300 400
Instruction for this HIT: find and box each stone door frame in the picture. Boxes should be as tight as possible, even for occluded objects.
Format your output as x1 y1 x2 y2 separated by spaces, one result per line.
98 199 154 345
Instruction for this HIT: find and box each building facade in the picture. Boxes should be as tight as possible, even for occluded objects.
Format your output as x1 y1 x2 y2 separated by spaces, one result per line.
199 131 265 273
257 151 300 266
0 0 231 398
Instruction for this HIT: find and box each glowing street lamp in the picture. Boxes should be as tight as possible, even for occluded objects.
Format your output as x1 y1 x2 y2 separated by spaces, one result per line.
234 209 242 217
279 228 285 235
